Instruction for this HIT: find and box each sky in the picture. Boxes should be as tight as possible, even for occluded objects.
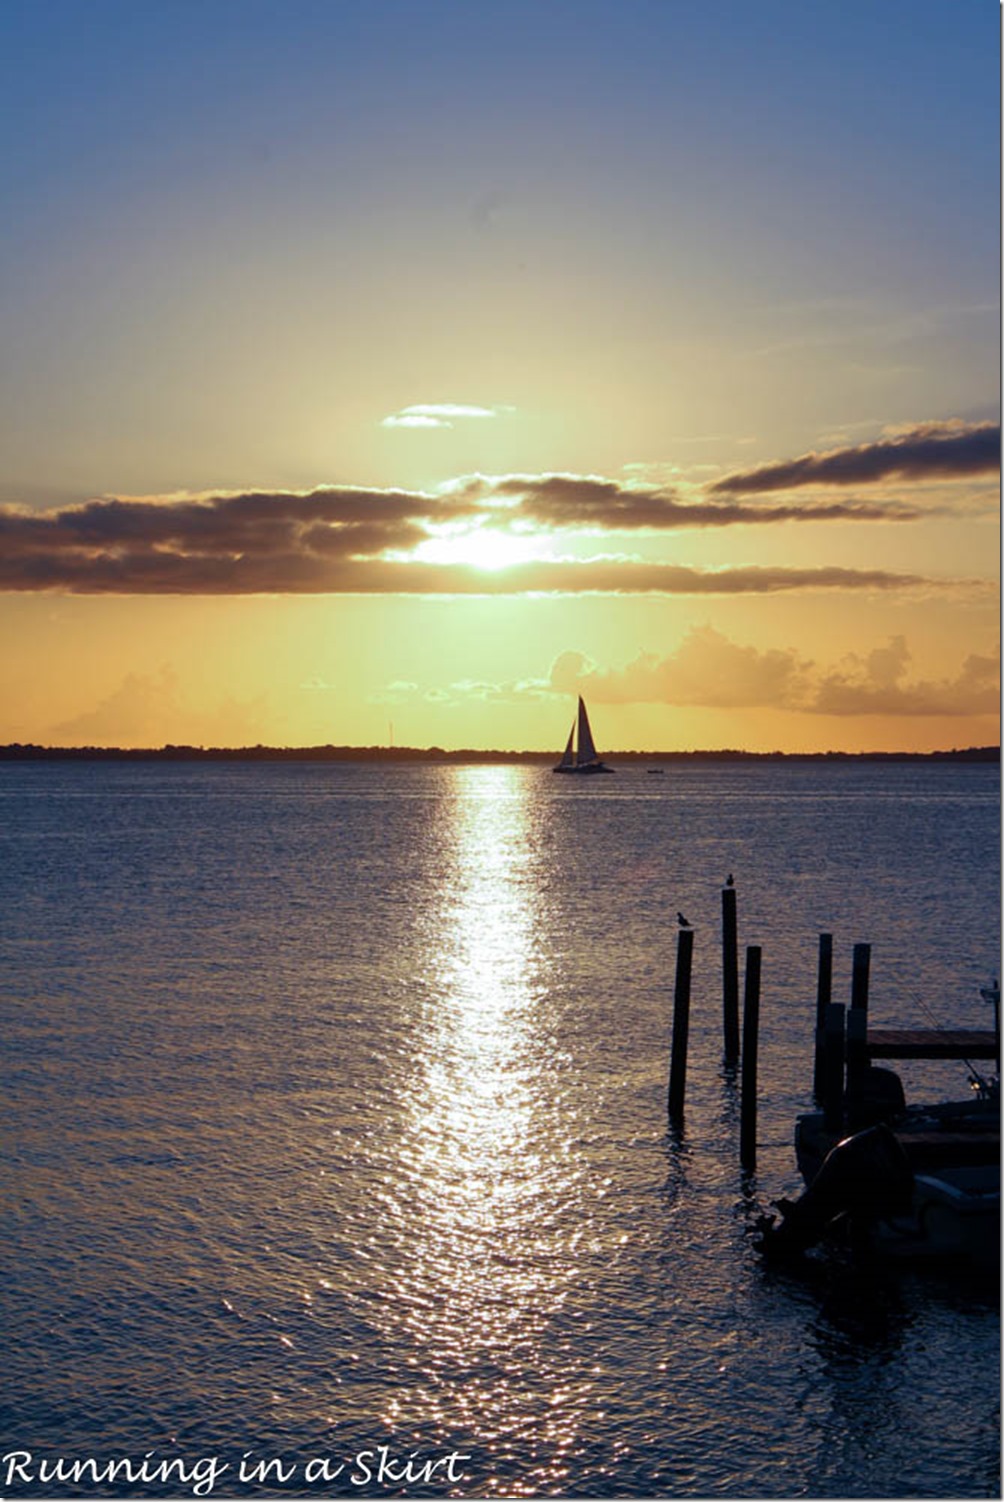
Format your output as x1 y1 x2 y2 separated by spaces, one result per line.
0 0 999 753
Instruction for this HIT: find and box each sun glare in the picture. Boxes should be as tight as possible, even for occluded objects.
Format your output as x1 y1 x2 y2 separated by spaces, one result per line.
413 528 546 572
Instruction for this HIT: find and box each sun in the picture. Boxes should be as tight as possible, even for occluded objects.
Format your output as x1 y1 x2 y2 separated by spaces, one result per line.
411 526 547 572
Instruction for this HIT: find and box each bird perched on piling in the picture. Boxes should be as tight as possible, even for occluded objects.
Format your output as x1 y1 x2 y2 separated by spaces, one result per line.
725 873 734 887
677 912 691 927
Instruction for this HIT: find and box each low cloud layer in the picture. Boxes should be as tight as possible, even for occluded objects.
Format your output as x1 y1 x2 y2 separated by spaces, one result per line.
50 667 270 743
0 487 450 593
550 631 812 709
457 472 914 528
711 420 1000 496
550 630 1000 717
812 636 1000 716
0 473 950 596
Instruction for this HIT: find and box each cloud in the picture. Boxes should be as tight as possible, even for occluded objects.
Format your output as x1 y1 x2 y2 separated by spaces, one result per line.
50 668 182 740
371 675 561 709
370 680 421 705
547 631 999 718
0 477 980 596
811 637 1001 716
0 485 472 592
456 471 915 527
382 402 509 429
710 420 1000 495
374 631 999 721
49 667 270 744
439 560 939 595
382 413 452 429
549 631 812 709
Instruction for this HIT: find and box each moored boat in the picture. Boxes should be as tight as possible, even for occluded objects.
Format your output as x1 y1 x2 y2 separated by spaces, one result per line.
771 1089 1000 1269
758 984 1000 1270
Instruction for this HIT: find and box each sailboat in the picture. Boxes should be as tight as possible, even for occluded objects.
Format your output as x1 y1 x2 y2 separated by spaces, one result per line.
553 697 613 774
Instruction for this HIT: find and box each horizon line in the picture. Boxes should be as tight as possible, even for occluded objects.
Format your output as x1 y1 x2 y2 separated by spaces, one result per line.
0 743 998 764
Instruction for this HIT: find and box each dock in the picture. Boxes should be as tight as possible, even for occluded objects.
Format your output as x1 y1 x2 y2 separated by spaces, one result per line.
864 1029 998 1061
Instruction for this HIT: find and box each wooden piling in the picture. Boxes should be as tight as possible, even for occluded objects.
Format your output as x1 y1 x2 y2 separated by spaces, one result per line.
667 926 695 1123
846 1006 868 1097
822 1002 845 1134
987 982 1002 1076
739 945 762 1172
721 883 740 1065
850 942 871 1013
844 943 871 1098
812 933 833 1101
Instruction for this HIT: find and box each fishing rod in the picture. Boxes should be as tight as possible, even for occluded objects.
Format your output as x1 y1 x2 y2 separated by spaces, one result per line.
909 986 993 1095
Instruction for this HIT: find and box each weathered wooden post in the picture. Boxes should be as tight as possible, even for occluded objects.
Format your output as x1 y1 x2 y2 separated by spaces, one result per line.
722 881 740 1066
846 1008 868 1099
846 942 871 1098
739 945 762 1172
850 942 871 1013
667 926 695 1123
981 981 1001 1076
812 932 833 1101
822 1001 845 1134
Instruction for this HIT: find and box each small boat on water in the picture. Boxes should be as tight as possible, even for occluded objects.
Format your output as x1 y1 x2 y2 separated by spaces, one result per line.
758 984 1000 1271
553 697 613 775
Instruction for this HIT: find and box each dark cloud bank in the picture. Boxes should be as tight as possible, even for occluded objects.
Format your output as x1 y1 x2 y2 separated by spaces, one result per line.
711 420 1000 496
0 420 995 596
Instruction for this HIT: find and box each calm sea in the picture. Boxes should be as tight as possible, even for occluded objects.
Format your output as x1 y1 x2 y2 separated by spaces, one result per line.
1 759 1000 1500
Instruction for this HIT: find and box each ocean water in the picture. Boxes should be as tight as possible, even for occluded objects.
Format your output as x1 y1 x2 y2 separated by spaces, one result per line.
1 758 999 1500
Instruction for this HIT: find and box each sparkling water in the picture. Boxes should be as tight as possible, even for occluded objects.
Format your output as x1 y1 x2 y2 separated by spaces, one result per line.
1 760 999 1498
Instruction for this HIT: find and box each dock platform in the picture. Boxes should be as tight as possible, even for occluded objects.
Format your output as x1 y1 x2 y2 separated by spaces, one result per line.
865 1029 998 1061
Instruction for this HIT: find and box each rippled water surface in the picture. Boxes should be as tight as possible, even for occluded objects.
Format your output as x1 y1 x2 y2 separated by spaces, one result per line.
1 760 1000 1498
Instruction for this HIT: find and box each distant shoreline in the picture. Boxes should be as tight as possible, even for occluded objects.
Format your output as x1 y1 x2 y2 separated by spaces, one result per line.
0 743 998 764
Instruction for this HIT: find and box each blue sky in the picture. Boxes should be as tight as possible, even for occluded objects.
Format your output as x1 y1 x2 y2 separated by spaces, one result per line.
2 0 997 493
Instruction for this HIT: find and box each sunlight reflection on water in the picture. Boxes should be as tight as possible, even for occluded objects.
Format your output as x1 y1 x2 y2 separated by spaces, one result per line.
378 768 591 1485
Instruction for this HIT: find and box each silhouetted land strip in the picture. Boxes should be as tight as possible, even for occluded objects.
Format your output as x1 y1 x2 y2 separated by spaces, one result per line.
0 744 998 764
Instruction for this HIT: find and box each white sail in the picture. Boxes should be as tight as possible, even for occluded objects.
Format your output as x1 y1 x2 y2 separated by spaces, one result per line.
576 696 597 764
553 696 612 773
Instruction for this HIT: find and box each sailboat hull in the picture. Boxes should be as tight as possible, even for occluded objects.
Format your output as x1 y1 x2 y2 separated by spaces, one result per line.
552 761 613 774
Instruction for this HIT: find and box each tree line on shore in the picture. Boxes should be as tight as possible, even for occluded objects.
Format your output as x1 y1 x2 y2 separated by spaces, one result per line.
0 743 998 764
